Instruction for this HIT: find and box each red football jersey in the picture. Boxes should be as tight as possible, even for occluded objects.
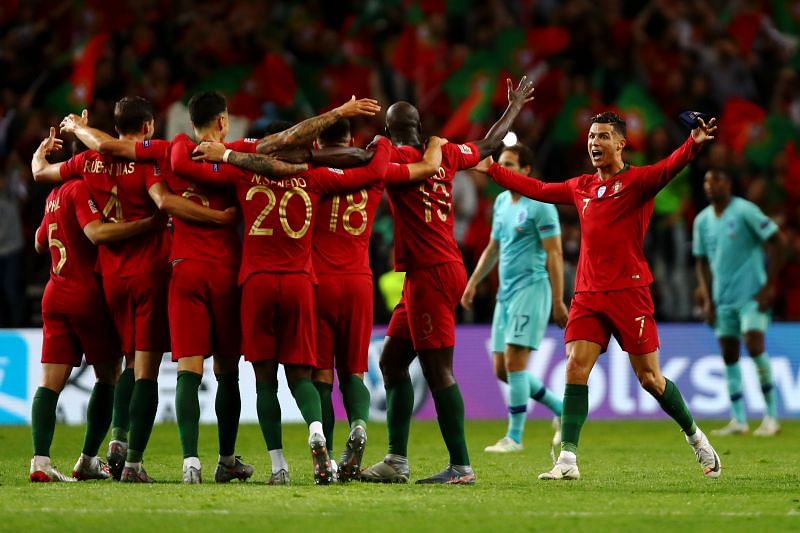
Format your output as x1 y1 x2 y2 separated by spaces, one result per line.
171 137 391 285
386 142 480 271
59 150 170 276
312 180 384 276
488 136 702 293
135 136 256 265
36 180 102 286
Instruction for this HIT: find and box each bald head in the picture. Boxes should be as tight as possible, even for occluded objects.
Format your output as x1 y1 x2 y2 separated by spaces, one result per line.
386 101 421 142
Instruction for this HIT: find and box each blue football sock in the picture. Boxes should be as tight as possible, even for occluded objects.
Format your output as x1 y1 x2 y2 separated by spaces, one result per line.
752 353 777 418
529 373 562 416
724 361 746 423
506 371 530 444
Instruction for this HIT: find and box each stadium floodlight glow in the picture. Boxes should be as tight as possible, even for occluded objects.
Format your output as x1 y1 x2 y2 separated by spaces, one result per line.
502 131 517 147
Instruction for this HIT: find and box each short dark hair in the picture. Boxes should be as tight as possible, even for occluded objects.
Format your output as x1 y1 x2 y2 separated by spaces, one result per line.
114 96 154 135
318 119 350 145
188 91 227 129
591 112 627 138
500 144 534 170
264 120 294 135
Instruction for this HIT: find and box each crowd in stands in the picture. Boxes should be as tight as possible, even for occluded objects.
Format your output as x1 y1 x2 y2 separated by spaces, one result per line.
1 0 799 327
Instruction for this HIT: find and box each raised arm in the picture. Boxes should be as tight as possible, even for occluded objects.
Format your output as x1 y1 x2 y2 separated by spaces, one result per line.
148 182 235 226
192 141 308 176
83 216 157 245
60 110 138 159
257 96 381 154
639 118 717 198
460 238 499 311
481 157 573 205
31 128 65 183
542 235 568 327
470 77 535 159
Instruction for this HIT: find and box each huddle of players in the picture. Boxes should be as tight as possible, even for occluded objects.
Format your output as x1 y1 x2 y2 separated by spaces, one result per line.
29 76 537 485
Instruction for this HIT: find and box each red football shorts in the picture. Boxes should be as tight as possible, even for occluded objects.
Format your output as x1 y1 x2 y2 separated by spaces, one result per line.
102 269 170 355
386 261 467 351
565 286 660 354
168 259 241 361
41 279 121 366
316 273 372 373
241 272 316 366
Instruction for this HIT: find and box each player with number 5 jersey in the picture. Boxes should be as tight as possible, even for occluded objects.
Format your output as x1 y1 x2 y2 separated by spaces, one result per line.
29 128 158 483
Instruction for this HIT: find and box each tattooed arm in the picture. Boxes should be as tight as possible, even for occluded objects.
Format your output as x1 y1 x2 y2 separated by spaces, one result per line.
256 96 381 154
192 141 309 175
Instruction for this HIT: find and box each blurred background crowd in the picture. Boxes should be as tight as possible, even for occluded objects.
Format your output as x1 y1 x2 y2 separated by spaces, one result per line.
1 0 799 327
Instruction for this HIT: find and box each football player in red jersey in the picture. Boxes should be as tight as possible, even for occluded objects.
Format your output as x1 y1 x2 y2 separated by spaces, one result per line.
29 129 158 482
58 97 308 484
351 78 533 485
192 119 446 484
170 92 441 484
476 111 722 480
33 97 234 482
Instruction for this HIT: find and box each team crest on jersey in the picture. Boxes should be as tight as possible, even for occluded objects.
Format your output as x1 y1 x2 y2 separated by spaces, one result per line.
143 140 150 148
327 167 344 175
597 185 607 198
515 209 527 225
458 144 472 155
612 180 622 194
212 163 220 172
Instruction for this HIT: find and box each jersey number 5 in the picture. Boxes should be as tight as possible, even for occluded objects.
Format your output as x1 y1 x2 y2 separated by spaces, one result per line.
47 223 67 275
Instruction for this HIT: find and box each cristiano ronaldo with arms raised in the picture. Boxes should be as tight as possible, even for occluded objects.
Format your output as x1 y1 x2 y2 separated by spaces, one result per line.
475 111 721 481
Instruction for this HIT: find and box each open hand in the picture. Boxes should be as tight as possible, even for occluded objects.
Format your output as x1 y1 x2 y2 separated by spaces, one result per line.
336 95 381 118
508 76 535 108
691 117 717 144
39 127 63 155
60 109 88 134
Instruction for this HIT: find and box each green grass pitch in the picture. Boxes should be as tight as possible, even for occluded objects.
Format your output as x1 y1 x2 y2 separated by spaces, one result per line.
1 420 799 531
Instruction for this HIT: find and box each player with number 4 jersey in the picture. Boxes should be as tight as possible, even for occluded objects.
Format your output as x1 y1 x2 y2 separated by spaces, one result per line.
29 129 157 483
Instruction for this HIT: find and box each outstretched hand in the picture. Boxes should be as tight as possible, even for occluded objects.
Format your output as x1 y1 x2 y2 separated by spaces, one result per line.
59 109 89 134
38 127 63 155
691 117 717 144
508 76 535 108
336 95 381 118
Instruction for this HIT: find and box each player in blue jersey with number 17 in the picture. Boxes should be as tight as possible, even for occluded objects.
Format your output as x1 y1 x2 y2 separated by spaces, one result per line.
693 169 785 437
461 143 566 454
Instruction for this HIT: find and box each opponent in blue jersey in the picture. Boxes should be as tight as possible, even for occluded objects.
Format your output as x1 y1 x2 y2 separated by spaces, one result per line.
462 144 567 452
693 169 785 436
